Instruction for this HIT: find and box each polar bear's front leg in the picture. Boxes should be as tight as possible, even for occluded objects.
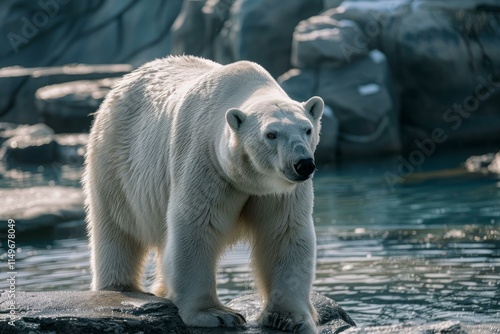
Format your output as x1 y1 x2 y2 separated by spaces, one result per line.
163 196 246 328
244 188 318 334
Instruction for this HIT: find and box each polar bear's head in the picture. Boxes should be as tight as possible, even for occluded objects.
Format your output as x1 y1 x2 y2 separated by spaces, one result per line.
222 96 324 195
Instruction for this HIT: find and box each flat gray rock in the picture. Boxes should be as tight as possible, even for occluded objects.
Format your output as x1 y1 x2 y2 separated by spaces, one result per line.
0 291 189 334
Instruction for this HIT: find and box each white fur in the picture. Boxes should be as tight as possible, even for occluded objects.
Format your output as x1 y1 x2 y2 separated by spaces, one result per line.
83 56 324 334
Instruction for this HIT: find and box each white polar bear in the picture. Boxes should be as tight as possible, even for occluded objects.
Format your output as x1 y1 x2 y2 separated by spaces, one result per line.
83 56 324 333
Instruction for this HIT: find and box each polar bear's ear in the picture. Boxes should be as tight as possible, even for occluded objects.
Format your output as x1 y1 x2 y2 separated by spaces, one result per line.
304 96 324 121
226 108 246 131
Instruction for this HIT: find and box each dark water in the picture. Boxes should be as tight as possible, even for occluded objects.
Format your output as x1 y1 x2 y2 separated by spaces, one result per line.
1 149 499 328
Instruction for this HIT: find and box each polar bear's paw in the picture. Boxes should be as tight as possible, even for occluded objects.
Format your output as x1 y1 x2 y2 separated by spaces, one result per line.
182 306 246 328
259 310 317 334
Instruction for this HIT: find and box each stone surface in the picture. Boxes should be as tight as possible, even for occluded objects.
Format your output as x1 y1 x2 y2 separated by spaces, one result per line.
170 0 237 60
0 291 354 334
1 290 497 333
388 2 500 149
0 1 182 67
0 64 131 125
171 0 209 57
318 50 400 159
0 186 84 234
220 0 323 77
35 78 119 133
329 0 500 149
203 0 237 60
0 291 189 334
292 16 368 69
323 0 344 10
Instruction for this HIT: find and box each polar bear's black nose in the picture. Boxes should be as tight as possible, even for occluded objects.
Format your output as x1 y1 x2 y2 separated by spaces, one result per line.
294 158 316 177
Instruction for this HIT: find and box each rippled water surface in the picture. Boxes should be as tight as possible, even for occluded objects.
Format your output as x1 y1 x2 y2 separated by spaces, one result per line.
1 150 499 328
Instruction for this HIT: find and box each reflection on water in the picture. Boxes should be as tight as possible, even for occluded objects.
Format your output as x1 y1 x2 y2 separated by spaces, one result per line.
1 150 499 327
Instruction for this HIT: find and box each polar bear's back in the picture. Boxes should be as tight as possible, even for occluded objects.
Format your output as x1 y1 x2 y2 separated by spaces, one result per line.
84 56 283 244
86 57 227 243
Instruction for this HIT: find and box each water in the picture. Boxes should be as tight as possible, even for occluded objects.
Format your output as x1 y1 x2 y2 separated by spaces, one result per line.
1 149 499 328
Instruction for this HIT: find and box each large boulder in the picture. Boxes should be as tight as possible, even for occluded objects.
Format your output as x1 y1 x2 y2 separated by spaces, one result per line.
390 2 500 148
328 0 500 149
203 0 238 59
292 16 368 69
170 0 208 56
170 0 237 60
0 0 183 124
219 0 323 77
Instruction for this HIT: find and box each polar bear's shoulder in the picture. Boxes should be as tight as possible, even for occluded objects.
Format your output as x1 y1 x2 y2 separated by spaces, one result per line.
223 60 271 78
135 56 221 77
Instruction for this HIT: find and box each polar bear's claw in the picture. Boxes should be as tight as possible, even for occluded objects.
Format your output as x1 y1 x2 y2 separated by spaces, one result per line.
214 311 246 327
261 311 317 334
184 307 246 328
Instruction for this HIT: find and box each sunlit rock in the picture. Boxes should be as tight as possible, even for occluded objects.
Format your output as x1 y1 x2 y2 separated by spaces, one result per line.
0 291 355 334
465 151 500 174
0 65 131 125
35 78 119 133
0 291 189 334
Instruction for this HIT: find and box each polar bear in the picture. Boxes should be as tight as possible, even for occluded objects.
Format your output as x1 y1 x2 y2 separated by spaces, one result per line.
83 56 324 333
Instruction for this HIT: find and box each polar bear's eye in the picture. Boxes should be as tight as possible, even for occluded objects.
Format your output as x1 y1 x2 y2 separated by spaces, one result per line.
306 128 312 136
266 132 277 140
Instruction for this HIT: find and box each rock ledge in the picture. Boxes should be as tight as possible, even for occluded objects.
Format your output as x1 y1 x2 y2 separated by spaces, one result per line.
0 291 355 334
